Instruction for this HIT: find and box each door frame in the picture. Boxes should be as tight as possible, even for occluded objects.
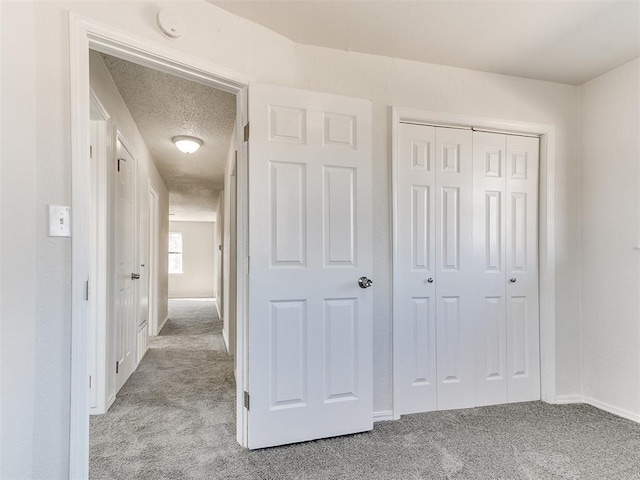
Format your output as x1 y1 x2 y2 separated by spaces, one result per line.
69 13 252 479
148 184 159 336
391 107 557 419
89 90 114 415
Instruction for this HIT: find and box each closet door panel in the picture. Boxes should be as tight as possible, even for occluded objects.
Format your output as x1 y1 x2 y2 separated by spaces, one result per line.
435 127 474 410
472 132 508 406
506 135 540 403
396 123 437 414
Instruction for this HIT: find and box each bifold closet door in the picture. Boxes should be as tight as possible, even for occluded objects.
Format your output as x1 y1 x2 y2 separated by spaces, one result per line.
396 123 474 413
473 132 540 406
396 123 437 414
434 128 474 411
505 134 540 403
473 132 508 406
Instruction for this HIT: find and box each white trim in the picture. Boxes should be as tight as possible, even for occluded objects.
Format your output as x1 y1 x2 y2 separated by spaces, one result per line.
391 107 557 420
582 397 640 424
88 91 113 416
69 13 251 480
105 392 116 412
157 315 169 335
554 395 583 404
222 329 230 355
553 395 640 424
373 411 394 422
148 185 159 337
214 300 222 320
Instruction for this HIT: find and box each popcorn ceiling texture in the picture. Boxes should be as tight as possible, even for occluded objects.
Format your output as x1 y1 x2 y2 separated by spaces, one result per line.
90 299 640 480
101 54 237 222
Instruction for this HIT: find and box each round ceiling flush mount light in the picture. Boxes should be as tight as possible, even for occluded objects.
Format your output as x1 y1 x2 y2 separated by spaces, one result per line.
172 135 203 154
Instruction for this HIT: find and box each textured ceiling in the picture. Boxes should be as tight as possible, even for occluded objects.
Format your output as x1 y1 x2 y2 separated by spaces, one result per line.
211 0 640 85
101 54 236 222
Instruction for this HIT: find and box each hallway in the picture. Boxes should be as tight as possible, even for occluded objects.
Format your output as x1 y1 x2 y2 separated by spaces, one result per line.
89 300 640 480
90 299 243 478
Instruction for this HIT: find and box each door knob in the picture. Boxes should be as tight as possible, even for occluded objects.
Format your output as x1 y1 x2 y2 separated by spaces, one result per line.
131 273 141 280
358 276 373 289
509 278 516 283
426 278 434 284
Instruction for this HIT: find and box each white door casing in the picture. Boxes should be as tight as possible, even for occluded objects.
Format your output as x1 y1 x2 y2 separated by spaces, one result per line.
247 83 373 449
115 137 137 392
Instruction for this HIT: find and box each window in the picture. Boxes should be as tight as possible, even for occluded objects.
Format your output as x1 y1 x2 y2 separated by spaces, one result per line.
168 232 183 274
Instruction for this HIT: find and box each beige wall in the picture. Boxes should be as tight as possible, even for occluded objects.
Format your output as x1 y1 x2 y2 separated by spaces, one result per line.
580 57 640 418
169 221 216 299
1 3 38 478
0 1 603 476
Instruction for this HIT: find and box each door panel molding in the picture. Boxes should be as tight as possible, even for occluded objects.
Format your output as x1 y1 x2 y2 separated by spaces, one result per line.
248 82 373 449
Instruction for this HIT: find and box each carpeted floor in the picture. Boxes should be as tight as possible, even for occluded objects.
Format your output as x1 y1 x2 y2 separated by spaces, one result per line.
90 299 640 479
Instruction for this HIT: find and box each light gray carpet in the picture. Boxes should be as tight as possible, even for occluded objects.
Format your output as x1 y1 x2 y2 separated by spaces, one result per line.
90 299 640 479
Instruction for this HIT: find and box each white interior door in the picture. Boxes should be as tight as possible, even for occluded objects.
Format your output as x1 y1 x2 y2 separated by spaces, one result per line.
396 123 437 414
472 132 540 405
473 131 508 406
505 134 540 403
395 124 539 414
115 138 138 392
136 166 149 364
247 83 373 449
148 187 158 337
434 127 475 410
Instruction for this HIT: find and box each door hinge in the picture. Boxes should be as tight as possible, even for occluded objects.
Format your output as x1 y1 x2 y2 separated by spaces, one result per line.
117 158 121 172
117 157 127 172
244 391 250 411
89 375 92 389
90 145 93 159
243 123 250 142
116 361 119 374
85 279 90 301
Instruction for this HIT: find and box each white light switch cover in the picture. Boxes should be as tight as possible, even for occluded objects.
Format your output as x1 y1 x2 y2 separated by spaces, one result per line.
49 205 71 237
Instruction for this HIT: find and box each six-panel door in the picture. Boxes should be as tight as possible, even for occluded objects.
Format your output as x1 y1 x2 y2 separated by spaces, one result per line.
247 83 373 449
115 138 137 393
396 123 540 415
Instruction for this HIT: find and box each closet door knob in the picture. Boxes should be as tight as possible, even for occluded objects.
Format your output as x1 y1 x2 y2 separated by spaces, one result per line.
509 278 516 283
426 278 434 284
358 277 373 289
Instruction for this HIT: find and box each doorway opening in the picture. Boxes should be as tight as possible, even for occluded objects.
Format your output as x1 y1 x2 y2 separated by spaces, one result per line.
86 47 241 477
70 14 250 479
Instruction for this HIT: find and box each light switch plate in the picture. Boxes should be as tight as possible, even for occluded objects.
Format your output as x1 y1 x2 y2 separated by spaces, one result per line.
49 205 71 237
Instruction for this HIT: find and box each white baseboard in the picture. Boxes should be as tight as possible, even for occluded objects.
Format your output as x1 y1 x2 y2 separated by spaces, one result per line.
105 393 116 412
552 394 640 424
373 410 394 422
222 329 230 354
583 396 640 424
158 315 169 333
554 395 583 404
